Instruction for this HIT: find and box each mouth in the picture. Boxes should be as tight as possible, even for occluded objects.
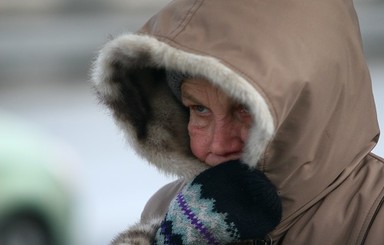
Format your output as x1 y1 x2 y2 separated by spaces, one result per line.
205 153 243 167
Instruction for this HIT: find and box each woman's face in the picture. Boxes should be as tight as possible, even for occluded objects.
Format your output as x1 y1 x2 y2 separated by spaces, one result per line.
181 78 252 166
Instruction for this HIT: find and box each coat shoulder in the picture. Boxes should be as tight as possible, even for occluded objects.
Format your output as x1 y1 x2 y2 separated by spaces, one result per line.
364 200 384 244
362 153 384 244
141 178 187 222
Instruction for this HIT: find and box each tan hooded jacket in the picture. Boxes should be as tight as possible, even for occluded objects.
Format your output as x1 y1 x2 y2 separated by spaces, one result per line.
92 0 384 244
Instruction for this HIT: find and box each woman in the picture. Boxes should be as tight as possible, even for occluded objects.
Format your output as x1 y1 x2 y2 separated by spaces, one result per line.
92 0 384 244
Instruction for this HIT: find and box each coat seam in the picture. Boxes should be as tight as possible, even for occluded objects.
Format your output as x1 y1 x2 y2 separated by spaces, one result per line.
168 0 204 41
358 179 384 244
368 152 384 162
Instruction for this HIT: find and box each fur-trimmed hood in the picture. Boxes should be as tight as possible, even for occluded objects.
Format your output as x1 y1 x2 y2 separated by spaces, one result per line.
92 0 380 241
92 34 273 179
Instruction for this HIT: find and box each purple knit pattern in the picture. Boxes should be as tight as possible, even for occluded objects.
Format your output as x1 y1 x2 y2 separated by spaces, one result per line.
176 192 220 245
159 222 171 244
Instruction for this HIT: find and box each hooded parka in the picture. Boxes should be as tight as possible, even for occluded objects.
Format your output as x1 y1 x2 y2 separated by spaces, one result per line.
92 0 384 244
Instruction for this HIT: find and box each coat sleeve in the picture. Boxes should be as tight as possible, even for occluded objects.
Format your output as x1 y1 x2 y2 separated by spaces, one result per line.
110 179 187 245
110 217 164 245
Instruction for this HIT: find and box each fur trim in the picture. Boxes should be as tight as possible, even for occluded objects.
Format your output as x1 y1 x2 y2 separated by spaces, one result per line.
92 34 275 177
110 217 163 245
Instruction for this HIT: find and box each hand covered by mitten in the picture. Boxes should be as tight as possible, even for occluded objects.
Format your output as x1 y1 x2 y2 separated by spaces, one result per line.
153 160 282 245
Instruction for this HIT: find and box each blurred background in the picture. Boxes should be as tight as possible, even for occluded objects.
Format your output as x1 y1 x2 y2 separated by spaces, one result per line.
0 0 383 244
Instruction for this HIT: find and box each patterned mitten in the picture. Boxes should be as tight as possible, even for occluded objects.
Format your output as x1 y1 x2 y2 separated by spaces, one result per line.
153 160 282 245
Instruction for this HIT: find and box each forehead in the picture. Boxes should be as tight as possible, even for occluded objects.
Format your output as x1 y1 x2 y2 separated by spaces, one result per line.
181 78 239 107
181 78 226 98
182 78 213 89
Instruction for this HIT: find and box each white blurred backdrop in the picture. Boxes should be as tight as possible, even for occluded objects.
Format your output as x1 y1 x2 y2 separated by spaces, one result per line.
0 0 383 244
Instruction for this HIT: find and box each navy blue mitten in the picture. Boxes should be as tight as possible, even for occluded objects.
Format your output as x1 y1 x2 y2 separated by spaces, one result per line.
153 160 282 245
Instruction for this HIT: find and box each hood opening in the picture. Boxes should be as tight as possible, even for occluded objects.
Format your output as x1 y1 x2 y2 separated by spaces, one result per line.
92 34 275 178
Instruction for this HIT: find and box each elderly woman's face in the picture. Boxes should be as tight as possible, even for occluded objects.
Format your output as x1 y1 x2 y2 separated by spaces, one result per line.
181 78 252 166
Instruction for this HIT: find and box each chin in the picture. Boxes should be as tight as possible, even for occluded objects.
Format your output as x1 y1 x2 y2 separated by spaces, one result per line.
204 155 242 167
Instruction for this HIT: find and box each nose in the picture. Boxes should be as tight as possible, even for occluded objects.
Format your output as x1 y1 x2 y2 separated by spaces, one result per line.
210 118 244 157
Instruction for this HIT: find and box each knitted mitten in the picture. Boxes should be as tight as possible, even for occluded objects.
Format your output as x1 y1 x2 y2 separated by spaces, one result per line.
153 160 282 245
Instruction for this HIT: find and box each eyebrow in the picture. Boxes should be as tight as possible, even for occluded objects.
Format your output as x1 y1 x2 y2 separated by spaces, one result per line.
181 90 202 105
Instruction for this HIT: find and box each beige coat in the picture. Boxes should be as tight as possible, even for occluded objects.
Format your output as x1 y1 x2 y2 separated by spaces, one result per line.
92 0 384 244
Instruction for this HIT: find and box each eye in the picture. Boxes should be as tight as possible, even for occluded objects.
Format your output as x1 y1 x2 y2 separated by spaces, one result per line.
236 104 249 114
236 104 252 122
191 105 210 115
240 106 250 114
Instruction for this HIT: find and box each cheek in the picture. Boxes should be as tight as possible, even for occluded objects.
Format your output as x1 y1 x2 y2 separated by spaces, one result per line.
238 115 252 142
241 124 251 142
188 123 210 161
